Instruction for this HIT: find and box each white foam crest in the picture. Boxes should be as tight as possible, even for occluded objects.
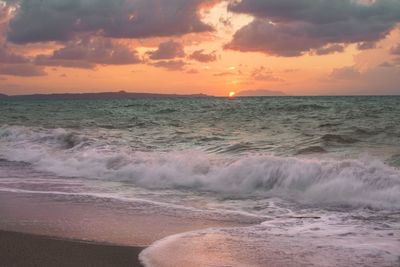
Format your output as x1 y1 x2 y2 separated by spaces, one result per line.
1 126 400 210
139 216 400 267
0 125 89 149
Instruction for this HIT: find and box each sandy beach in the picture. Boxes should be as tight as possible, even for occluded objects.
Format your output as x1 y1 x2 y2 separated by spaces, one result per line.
0 230 144 267
0 189 253 267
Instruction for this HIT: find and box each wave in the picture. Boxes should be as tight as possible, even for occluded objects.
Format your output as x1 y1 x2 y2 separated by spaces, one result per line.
156 108 178 114
0 126 89 149
295 146 327 155
386 154 400 167
319 123 341 128
1 126 400 210
268 104 330 112
321 134 359 144
209 142 255 154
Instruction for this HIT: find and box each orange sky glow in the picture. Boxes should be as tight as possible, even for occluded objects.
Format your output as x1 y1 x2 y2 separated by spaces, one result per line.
1 0 400 96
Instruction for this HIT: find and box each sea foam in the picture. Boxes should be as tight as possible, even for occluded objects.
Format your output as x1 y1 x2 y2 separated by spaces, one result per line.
1 126 400 210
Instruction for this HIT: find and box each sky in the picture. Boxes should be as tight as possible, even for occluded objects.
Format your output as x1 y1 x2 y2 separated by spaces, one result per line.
0 0 400 96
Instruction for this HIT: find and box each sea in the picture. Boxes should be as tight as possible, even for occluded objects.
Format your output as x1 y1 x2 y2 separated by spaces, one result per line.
0 96 399 266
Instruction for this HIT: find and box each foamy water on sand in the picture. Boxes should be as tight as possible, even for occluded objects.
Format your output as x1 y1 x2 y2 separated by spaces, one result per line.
1 96 400 266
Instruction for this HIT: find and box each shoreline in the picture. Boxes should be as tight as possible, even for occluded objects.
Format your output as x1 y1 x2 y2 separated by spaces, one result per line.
0 230 145 267
0 189 255 267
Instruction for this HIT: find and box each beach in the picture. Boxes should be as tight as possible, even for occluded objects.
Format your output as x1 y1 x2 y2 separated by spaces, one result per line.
0 188 252 267
0 230 144 267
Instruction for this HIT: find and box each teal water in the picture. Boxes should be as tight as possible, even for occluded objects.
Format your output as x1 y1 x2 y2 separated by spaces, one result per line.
1 96 400 266
1 96 400 157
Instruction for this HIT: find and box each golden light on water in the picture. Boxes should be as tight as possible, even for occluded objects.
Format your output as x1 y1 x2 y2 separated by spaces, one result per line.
229 91 236 98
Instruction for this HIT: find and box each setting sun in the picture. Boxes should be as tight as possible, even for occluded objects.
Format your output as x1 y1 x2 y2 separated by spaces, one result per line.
229 91 236 98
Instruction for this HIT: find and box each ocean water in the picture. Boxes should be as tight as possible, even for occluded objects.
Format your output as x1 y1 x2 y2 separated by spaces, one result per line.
0 96 399 266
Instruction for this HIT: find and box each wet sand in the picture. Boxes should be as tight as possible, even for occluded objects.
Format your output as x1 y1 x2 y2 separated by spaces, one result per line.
0 191 254 267
0 230 144 267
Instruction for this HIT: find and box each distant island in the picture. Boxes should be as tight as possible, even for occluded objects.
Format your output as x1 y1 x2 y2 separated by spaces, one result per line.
237 89 287 97
0 91 211 100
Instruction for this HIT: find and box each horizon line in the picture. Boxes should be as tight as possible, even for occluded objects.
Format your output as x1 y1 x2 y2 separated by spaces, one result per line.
1 90 400 98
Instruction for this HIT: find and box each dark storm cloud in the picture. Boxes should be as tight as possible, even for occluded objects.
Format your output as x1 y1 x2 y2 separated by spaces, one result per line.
228 0 400 24
314 44 345 56
0 43 47 76
151 59 186 71
227 0 400 56
34 37 141 68
189 49 217 62
357 41 377 50
0 63 45 76
7 0 215 44
147 40 185 60
35 57 95 69
0 45 28 63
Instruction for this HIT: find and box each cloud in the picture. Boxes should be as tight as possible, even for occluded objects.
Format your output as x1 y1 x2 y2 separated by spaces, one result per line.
189 49 217 62
0 1 17 36
251 66 283 81
326 64 400 95
186 68 199 74
393 57 400 65
213 71 236 77
219 16 232 28
0 43 47 76
382 57 400 67
147 40 185 60
35 37 141 68
379 61 396 68
35 57 95 69
390 44 400 55
151 59 186 71
0 44 28 63
357 41 377 50
314 44 345 56
226 19 326 57
0 63 45 76
330 66 361 80
227 0 400 56
7 0 216 44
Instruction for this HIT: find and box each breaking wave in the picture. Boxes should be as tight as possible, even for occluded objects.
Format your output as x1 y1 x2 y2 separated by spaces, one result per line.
1 126 399 210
